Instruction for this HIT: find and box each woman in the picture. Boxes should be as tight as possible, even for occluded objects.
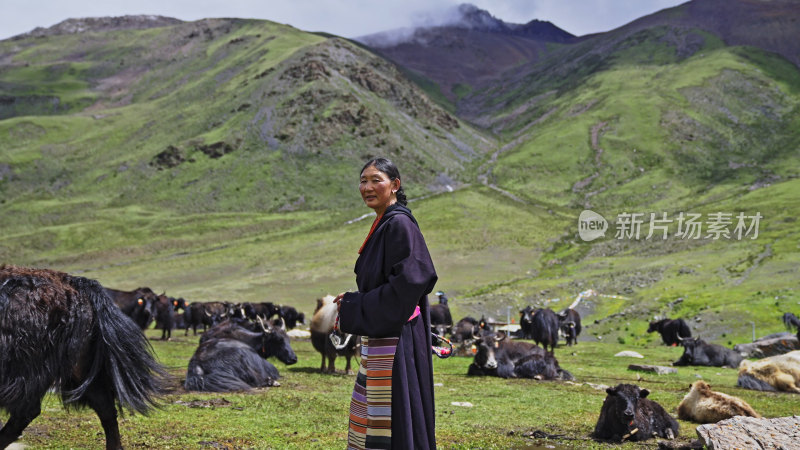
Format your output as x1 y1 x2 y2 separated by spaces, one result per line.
335 157 438 449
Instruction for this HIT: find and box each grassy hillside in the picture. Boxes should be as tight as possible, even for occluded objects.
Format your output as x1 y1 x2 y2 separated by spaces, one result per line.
452 24 800 343
0 18 493 215
2 11 800 348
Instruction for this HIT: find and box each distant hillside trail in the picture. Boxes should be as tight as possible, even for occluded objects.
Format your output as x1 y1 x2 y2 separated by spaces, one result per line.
572 121 608 208
476 133 534 205
733 244 773 286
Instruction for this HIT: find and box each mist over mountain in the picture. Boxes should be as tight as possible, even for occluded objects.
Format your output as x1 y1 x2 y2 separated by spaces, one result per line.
356 3 574 102
356 4 574 48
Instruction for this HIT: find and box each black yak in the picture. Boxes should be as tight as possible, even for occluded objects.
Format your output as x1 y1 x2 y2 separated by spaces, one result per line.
429 303 453 335
104 286 158 330
558 308 582 346
784 312 800 340
647 318 691 346
593 384 678 442
185 318 297 392
673 337 743 368
467 332 573 380
278 305 305 330
0 265 164 450
531 308 560 353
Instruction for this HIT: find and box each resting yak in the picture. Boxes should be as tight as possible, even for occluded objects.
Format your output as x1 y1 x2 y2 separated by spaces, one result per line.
738 350 800 393
593 384 678 442
467 332 573 380
673 337 743 368
0 265 164 450
185 317 297 392
677 380 759 423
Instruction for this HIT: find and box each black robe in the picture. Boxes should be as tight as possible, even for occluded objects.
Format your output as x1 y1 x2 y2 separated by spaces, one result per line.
339 203 438 450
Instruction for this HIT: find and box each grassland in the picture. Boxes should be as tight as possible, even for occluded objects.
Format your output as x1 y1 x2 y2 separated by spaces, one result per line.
3 330 797 449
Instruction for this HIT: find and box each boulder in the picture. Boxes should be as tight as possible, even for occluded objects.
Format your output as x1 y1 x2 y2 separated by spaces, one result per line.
734 335 799 358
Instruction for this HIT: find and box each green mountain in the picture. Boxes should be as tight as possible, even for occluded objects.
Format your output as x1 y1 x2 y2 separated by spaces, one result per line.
1 3 799 345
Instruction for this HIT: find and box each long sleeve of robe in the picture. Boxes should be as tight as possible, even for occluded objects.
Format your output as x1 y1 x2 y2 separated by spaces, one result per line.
339 203 438 450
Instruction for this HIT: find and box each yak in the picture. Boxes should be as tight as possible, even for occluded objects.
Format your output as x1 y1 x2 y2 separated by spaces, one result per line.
249 301 281 320
153 294 185 340
310 295 360 374
558 308 582 346
185 318 297 392
429 303 453 336
519 306 535 340
593 384 678 442
451 316 479 344
673 337 743 368
531 308 560 353
278 305 305 330
0 265 164 450
105 286 159 330
467 332 573 380
183 301 230 335
738 350 800 393
677 380 759 423
647 318 691 346
784 312 800 340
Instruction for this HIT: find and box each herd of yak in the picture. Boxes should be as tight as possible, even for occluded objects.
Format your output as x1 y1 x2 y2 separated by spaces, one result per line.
1 265 799 448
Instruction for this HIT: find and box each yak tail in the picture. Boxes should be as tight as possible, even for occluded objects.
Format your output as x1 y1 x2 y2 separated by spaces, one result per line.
65 276 166 414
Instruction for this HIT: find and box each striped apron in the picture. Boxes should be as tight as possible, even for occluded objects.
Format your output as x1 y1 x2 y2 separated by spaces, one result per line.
347 336 399 450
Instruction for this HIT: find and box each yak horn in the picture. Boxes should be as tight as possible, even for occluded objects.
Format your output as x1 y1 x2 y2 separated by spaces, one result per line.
279 317 286 331
204 310 212 317
257 316 268 332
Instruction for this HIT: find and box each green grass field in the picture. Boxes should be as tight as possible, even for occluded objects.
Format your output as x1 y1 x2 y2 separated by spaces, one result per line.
3 330 797 449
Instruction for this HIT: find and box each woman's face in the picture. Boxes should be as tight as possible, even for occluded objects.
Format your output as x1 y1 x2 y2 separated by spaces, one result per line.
360 165 399 214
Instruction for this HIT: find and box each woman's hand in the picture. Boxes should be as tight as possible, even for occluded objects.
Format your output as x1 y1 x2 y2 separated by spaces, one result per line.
334 292 345 312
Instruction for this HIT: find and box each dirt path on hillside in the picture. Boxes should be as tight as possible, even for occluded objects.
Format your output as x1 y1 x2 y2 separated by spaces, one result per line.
571 121 608 207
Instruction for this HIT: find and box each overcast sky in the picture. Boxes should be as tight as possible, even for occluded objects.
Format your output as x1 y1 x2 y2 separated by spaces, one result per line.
0 0 689 41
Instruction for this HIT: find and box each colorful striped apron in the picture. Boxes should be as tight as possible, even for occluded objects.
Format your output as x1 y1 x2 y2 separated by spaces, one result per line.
347 336 399 449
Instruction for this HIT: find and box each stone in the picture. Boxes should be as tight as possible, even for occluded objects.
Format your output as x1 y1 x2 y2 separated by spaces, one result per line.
615 350 644 358
696 415 800 449
628 364 678 375
734 335 800 358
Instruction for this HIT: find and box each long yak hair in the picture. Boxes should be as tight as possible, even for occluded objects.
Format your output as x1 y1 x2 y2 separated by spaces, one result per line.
0 265 165 449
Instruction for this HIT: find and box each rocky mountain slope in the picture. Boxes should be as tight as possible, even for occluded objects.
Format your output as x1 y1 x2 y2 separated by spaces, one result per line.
0 18 494 214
